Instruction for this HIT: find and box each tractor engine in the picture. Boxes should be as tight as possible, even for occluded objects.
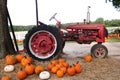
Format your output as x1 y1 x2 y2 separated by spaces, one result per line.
74 30 98 44
64 24 106 44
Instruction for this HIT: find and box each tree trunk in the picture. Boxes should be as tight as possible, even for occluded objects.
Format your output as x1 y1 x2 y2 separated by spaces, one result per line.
0 0 16 58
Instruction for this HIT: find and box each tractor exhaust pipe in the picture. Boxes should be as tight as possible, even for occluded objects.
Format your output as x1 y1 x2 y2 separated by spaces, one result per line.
35 0 39 27
87 6 91 24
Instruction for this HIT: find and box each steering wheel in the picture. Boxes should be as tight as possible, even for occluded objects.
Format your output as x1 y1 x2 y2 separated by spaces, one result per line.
49 13 57 21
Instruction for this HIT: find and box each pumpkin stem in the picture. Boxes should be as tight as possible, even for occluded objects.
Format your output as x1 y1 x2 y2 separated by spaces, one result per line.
28 63 31 65
24 56 27 58
73 64 75 66
76 61 79 64
20 67 23 71
64 59 67 62
69 65 72 68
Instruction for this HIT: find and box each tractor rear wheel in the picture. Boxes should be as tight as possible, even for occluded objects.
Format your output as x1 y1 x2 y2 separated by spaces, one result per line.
91 44 108 58
24 25 63 61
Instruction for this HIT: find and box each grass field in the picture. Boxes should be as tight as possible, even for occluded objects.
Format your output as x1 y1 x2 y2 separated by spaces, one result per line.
106 36 120 42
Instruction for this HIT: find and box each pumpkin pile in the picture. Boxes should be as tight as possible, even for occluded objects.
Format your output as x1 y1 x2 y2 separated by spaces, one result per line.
2 53 92 79
47 58 82 78
4 53 45 80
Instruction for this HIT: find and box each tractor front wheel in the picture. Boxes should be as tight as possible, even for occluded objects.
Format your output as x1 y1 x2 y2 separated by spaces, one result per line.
91 44 108 58
24 25 63 61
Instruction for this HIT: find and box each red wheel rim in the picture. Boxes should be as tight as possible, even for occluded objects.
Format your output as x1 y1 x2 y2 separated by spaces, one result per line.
94 48 106 58
29 30 57 59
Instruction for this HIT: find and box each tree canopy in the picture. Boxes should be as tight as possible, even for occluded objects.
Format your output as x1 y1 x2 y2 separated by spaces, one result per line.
107 0 120 11
94 18 104 24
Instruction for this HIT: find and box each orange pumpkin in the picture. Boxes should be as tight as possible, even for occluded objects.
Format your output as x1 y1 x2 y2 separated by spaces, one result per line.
75 61 81 67
55 63 63 70
51 66 59 74
85 54 92 62
74 63 82 74
25 56 32 63
67 66 76 76
5 55 17 65
35 65 45 75
47 63 54 71
1 75 10 80
74 66 82 74
56 70 64 78
58 58 65 63
17 68 27 80
5 55 11 60
51 59 57 65
25 63 35 75
60 67 67 74
62 61 69 68
74 61 82 73
21 56 32 67
16 54 24 62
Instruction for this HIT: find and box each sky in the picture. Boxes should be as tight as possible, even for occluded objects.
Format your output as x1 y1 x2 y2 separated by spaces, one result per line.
7 0 120 25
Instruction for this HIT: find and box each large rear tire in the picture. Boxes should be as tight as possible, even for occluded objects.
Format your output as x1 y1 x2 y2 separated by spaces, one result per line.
24 25 63 61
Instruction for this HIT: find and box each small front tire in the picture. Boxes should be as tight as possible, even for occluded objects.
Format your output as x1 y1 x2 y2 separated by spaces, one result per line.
91 44 108 58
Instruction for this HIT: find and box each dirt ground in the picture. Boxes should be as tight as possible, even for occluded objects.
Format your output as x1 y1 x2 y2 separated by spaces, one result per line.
0 42 120 80
0 56 120 80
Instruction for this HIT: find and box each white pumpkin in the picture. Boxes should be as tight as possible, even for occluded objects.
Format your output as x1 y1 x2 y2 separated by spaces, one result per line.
4 65 14 72
39 71 50 80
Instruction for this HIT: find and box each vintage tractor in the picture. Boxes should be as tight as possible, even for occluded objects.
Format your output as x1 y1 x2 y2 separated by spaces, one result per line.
24 12 108 61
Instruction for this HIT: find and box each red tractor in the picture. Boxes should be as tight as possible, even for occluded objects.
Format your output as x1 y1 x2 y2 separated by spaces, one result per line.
24 12 108 61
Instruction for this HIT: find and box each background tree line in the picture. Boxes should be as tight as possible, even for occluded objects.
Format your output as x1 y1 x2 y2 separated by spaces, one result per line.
93 18 120 27
9 25 34 32
10 18 120 32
